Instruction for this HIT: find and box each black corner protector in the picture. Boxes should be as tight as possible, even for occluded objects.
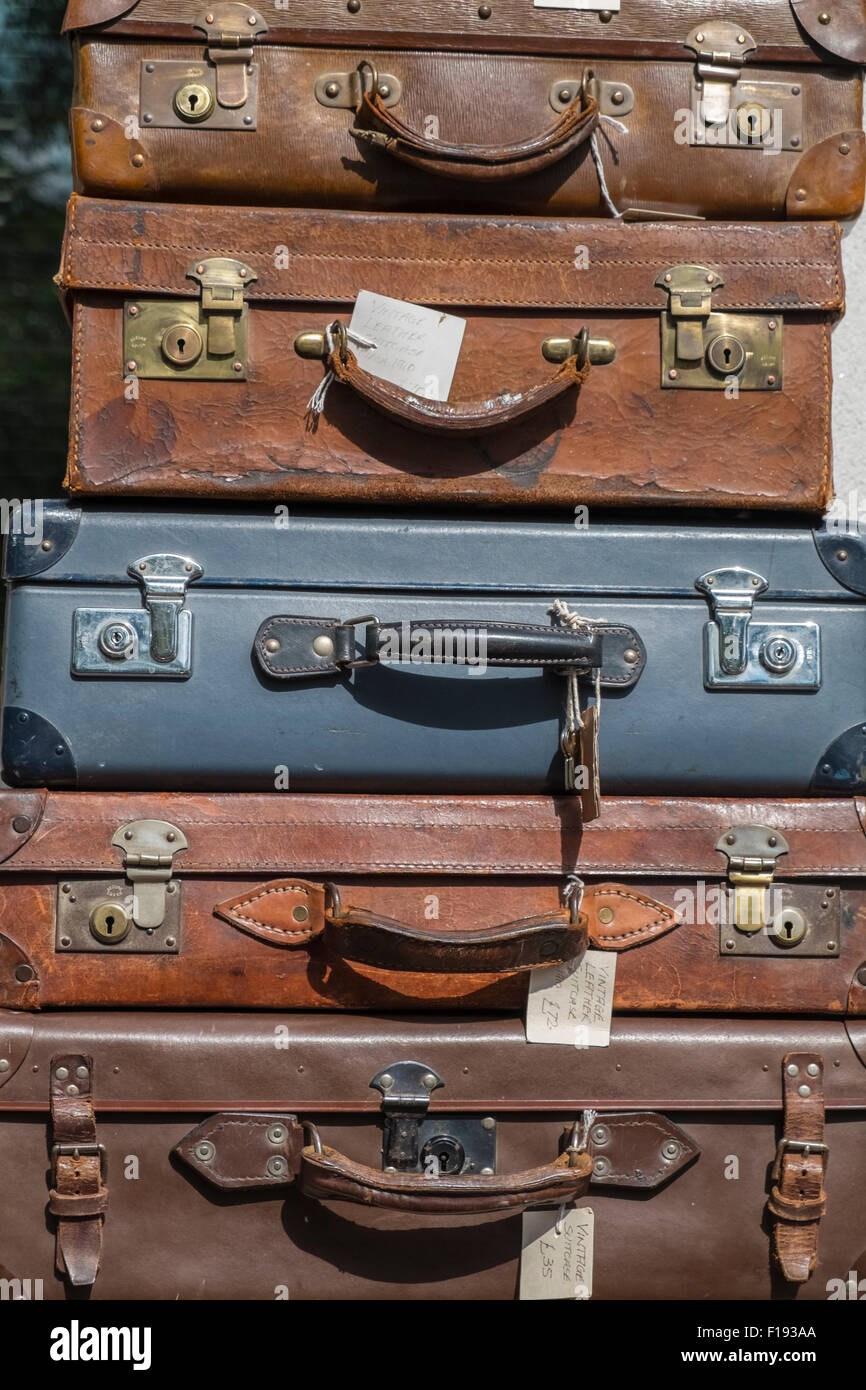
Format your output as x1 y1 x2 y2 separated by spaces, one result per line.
1 709 77 788
813 525 866 596
811 724 866 794
3 502 82 580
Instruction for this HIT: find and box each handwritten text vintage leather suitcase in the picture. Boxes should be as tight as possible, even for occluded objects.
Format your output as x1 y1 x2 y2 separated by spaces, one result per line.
0 1011 863 1298
58 198 842 512
4 506 865 798
64 0 866 222
1 792 865 1016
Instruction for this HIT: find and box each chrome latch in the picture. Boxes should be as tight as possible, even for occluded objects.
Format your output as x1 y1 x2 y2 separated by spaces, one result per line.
124 257 256 381
696 568 821 691
139 3 267 130
716 825 789 933
55 819 186 954
657 265 783 390
71 554 203 679
371 1062 496 1177
685 23 756 129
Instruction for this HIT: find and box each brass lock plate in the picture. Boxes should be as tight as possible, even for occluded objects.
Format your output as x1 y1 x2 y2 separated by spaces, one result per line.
139 60 261 130
56 880 182 954
660 311 783 391
689 79 803 151
719 885 841 957
124 299 250 381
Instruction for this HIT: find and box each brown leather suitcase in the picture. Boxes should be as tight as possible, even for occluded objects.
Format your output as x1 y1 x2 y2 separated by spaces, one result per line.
0 1009 863 1299
63 0 866 223
58 197 842 510
2 790 865 1015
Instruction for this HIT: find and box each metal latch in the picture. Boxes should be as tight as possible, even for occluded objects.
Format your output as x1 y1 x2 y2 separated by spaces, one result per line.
685 23 757 129
56 819 186 954
139 3 267 129
696 567 821 690
683 23 802 150
715 826 842 957
717 825 789 932
72 554 203 679
656 264 783 391
371 1062 496 1177
124 258 256 381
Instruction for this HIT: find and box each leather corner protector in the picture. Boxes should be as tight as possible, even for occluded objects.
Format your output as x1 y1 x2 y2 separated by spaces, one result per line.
174 1112 303 1189
214 878 327 948
813 523 866 595
0 792 47 862
786 131 865 220
63 0 141 34
70 109 157 196
811 725 866 794
1 711 77 789
586 884 682 952
0 934 38 1010
791 0 866 64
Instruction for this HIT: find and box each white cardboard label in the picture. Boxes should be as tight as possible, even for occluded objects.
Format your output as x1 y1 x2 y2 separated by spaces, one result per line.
520 1207 594 1300
347 290 465 401
526 950 617 1047
534 0 620 10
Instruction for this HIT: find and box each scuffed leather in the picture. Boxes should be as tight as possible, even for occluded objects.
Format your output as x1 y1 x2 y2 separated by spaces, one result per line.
785 130 866 219
48 1053 107 1289
767 1052 827 1283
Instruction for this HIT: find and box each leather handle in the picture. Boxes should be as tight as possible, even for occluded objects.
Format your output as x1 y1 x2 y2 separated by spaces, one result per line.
324 333 591 436
299 1143 593 1213
214 879 587 974
353 68 599 182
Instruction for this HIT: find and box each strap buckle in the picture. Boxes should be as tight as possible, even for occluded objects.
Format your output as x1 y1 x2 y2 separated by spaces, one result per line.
51 1142 108 1183
337 615 381 670
771 1137 828 1186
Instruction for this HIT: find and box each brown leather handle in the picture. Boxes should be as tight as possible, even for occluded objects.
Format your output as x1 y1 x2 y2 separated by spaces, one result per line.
299 1143 593 1213
214 878 586 974
353 68 599 182
322 326 591 436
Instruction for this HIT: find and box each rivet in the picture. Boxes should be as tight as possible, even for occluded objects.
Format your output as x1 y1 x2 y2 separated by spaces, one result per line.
822 764 832 774
591 1124 610 1145
143 113 153 124
124 829 134 840
795 188 808 201
185 562 194 572
166 883 177 894
826 889 836 898
597 906 614 925
599 8 613 19
313 635 335 657
165 937 176 948
378 83 392 99
786 1063 799 1077
725 833 736 844
792 86 801 96
806 1063 820 1077
11 816 31 833
248 13 258 23
593 1156 611 1175
725 939 735 950
706 273 714 283
126 360 138 373
480 1117 497 1132
768 835 777 846
623 648 639 664
16 713 28 723
166 831 176 842
267 1124 287 1144
668 369 679 380
128 305 140 318
790 136 800 148
324 81 341 98
818 12 831 24
480 1166 494 1176
768 320 777 330
661 1140 681 1160
762 1064 769 1072
206 12 214 22
297 1064 304 1073
478 4 492 15
664 273 672 283
239 268 248 278
348 0 361 10
91 118 105 132
264 638 281 653
60 937 71 948
378 1073 394 1090
55 1066 69 1080
132 154 145 167
827 941 837 951
737 33 746 43
836 549 849 561
195 1140 214 1162
66 1084 80 1097
146 63 155 73
857 966 866 986
558 88 573 104
267 1156 288 1177
243 115 253 125
611 90 625 106
14 964 35 983
233 361 243 373
62 884 71 893
292 905 309 923
798 1084 811 1097
68 895 76 904
767 375 777 386
840 142 851 155
422 1072 438 1090
0 1060 8 1073
615 1063 622 1071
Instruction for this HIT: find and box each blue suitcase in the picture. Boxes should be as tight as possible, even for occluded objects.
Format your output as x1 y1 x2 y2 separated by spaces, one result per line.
2 502 864 797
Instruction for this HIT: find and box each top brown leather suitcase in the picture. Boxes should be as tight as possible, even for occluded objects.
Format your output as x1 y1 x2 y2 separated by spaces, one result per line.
64 0 866 223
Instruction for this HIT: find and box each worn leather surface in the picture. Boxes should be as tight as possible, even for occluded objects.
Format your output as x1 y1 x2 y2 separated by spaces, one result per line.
48 1053 107 1288
0 792 863 1013
767 1052 828 1282
793 0 866 62
59 198 840 509
65 18 863 217
786 130 866 219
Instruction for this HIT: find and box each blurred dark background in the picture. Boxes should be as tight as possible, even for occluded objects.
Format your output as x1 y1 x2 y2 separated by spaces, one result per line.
0 1 72 497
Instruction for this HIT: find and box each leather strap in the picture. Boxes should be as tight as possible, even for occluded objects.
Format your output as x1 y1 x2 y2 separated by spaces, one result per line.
175 1111 699 1209
353 83 599 183
767 1052 827 1284
584 884 682 951
214 878 587 973
327 340 590 435
48 1054 107 1289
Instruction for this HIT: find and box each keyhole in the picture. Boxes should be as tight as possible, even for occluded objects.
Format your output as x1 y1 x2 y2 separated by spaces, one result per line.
439 1151 448 1172
749 113 758 138
187 93 198 112
104 913 116 934
176 336 186 357
782 916 795 940
724 347 731 366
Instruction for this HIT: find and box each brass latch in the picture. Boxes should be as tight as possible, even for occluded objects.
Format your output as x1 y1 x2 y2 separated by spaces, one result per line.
195 3 268 110
656 264 783 391
139 3 267 130
717 826 789 933
124 258 256 381
55 820 187 954
685 23 757 129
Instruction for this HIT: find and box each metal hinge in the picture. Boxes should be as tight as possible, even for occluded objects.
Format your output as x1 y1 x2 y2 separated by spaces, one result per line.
139 3 267 129
656 264 783 391
56 819 187 954
695 567 821 690
72 554 203 679
683 22 802 151
371 1063 496 1177
124 258 257 380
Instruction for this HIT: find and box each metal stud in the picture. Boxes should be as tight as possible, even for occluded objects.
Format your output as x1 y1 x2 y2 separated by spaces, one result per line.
482 1116 496 1130
267 1156 288 1177
597 906 614 925
798 1084 811 1097
267 1124 287 1144
623 648 640 664
593 1155 611 1176
195 1140 215 1162
806 1063 820 1077
786 1063 799 1077
422 1073 438 1090
265 638 281 653
76 1066 88 1079
312 635 335 657
0 1060 9 1073
661 1140 681 1160
480 1166 494 1175
66 1084 80 1096
591 1124 610 1145
378 1073 394 1091
55 1066 69 1080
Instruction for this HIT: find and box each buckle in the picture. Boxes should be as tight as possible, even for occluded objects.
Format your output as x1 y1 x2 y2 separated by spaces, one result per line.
337 615 381 670
51 1142 108 1183
771 1137 828 1185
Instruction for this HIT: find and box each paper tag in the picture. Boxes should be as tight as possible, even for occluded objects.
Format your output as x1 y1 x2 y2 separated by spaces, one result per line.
534 0 619 10
526 950 616 1047
520 1207 594 1300
347 291 465 401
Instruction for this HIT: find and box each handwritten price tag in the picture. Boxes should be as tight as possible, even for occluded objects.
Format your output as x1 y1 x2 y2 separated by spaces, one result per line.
526 950 617 1047
520 1207 594 1300
348 290 466 400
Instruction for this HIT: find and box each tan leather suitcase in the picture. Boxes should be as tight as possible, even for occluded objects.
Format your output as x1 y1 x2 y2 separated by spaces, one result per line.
0 1009 862 1299
64 0 866 222
2 791 865 1015
58 197 842 510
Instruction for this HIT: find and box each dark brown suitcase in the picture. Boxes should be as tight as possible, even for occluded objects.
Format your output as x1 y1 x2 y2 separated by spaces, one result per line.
0 1010 863 1299
58 197 842 511
63 0 866 223
2 790 865 1015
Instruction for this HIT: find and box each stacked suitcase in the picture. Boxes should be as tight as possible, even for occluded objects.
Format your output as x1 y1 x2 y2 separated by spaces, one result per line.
1 0 865 1300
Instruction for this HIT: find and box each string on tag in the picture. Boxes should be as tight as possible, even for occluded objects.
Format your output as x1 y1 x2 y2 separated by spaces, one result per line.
590 114 628 220
564 873 585 918
579 1108 598 1151
549 600 603 792
306 325 379 417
